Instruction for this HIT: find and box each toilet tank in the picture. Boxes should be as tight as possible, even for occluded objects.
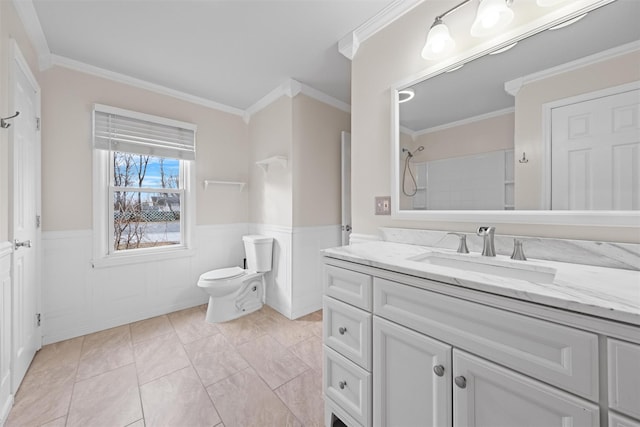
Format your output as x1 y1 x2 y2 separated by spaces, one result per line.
242 235 273 272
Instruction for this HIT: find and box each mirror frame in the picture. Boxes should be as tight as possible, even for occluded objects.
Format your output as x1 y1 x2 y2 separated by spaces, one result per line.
391 0 639 226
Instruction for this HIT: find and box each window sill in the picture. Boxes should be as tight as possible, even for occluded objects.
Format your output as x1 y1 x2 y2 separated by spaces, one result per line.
92 246 195 268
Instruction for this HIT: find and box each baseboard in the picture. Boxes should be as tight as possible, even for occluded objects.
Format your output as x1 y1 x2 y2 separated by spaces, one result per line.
0 393 14 426
43 296 208 345
290 294 322 319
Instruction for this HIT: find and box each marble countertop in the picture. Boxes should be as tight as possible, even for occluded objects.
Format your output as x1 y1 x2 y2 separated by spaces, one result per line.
322 241 640 326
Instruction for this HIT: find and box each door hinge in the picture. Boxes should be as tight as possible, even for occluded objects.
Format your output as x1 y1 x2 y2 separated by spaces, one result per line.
36 117 41 131
36 215 41 228
36 313 41 327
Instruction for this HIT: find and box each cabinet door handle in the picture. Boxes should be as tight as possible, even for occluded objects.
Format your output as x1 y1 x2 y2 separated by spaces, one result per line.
433 364 445 377
338 380 347 390
454 376 467 389
338 327 347 335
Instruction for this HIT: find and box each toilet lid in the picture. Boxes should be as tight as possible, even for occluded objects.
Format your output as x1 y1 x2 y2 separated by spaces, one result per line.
200 266 245 281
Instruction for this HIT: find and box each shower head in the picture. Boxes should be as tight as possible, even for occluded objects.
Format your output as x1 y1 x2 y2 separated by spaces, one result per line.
402 146 425 157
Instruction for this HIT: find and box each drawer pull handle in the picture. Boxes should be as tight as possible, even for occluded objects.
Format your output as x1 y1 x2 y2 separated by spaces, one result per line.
433 364 445 377
455 376 467 389
338 327 347 335
338 380 347 390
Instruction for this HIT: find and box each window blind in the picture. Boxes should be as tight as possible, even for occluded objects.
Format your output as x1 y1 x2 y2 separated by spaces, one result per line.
93 104 196 160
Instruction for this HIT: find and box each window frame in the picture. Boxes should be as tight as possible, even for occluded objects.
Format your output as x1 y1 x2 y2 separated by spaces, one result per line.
92 107 196 268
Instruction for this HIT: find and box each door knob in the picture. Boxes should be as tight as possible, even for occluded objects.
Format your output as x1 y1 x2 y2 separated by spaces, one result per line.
338 380 347 390
338 327 347 335
433 364 445 377
454 376 467 389
14 239 31 250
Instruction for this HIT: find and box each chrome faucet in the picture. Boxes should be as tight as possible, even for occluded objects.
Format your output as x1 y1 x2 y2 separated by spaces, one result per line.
511 238 527 261
476 226 496 257
446 232 469 254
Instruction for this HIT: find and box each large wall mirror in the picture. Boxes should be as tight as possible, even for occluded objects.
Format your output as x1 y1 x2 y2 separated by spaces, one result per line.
392 0 640 226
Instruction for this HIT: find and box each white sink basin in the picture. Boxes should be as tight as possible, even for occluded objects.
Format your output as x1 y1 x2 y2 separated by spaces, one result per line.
410 252 557 284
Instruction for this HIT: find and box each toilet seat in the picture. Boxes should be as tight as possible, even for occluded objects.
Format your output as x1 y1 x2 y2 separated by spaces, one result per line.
199 266 246 282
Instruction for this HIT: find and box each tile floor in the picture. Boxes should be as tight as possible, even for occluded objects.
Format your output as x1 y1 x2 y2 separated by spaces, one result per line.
6 305 324 427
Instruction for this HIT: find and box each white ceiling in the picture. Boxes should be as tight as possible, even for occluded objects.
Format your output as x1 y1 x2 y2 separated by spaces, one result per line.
30 0 395 110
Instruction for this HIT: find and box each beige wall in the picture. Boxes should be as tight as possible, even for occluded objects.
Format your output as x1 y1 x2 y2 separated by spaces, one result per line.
351 1 640 243
399 112 514 210
0 1 41 241
248 96 293 226
514 51 640 209
292 95 350 227
40 66 249 231
414 112 514 162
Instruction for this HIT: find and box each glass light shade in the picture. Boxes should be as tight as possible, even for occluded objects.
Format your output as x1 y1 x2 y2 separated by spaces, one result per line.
470 0 514 37
421 20 455 60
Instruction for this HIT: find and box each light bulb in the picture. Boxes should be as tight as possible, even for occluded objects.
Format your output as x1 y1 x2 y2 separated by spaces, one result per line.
422 18 455 60
471 0 514 37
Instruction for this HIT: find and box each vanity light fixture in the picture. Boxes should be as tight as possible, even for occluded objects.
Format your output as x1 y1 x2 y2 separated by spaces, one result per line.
398 88 416 103
421 17 456 59
470 0 515 37
422 0 517 61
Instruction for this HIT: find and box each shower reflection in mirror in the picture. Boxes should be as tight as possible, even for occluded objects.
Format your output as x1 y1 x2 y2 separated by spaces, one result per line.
401 146 424 198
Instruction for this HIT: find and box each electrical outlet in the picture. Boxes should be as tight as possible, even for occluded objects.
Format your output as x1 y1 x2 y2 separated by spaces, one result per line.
375 196 391 215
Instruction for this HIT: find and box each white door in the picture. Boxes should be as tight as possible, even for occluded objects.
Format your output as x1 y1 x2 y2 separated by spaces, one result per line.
452 349 599 427
9 41 42 392
341 131 351 246
373 317 452 427
552 87 640 209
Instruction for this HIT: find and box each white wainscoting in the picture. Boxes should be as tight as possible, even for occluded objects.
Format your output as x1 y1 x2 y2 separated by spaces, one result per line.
0 241 13 426
250 224 341 319
41 223 340 344
41 224 249 344
250 224 293 317
291 225 341 318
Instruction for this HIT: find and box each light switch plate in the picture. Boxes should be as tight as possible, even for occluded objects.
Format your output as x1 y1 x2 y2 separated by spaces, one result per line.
375 196 391 215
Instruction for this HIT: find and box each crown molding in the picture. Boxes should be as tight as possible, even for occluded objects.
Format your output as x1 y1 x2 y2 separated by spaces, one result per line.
243 78 351 124
505 40 640 96
299 84 351 114
51 55 245 117
11 0 51 70
242 79 301 123
339 0 424 60
14 0 350 122
413 107 515 136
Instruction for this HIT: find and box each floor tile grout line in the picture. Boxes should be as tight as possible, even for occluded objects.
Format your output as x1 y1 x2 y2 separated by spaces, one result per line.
63 334 87 427
10 306 324 427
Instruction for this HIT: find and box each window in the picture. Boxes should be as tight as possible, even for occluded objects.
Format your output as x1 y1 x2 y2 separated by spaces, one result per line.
92 104 196 265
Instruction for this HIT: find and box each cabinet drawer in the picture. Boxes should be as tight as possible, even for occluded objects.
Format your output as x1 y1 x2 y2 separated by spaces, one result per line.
324 265 372 311
374 277 599 400
608 339 640 420
324 345 371 427
324 296 372 370
325 396 364 427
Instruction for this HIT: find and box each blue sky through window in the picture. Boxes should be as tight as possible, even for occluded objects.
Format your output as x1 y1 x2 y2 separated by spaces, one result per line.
114 152 180 188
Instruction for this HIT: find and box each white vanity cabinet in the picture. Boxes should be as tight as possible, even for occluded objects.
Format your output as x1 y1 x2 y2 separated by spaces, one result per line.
323 257 640 427
323 265 373 427
373 316 598 427
373 316 452 427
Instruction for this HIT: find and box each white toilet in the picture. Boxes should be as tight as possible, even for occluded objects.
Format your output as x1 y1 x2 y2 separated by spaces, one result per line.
197 235 273 323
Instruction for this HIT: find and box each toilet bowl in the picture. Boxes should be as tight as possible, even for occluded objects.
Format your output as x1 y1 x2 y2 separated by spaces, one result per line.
198 235 273 323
